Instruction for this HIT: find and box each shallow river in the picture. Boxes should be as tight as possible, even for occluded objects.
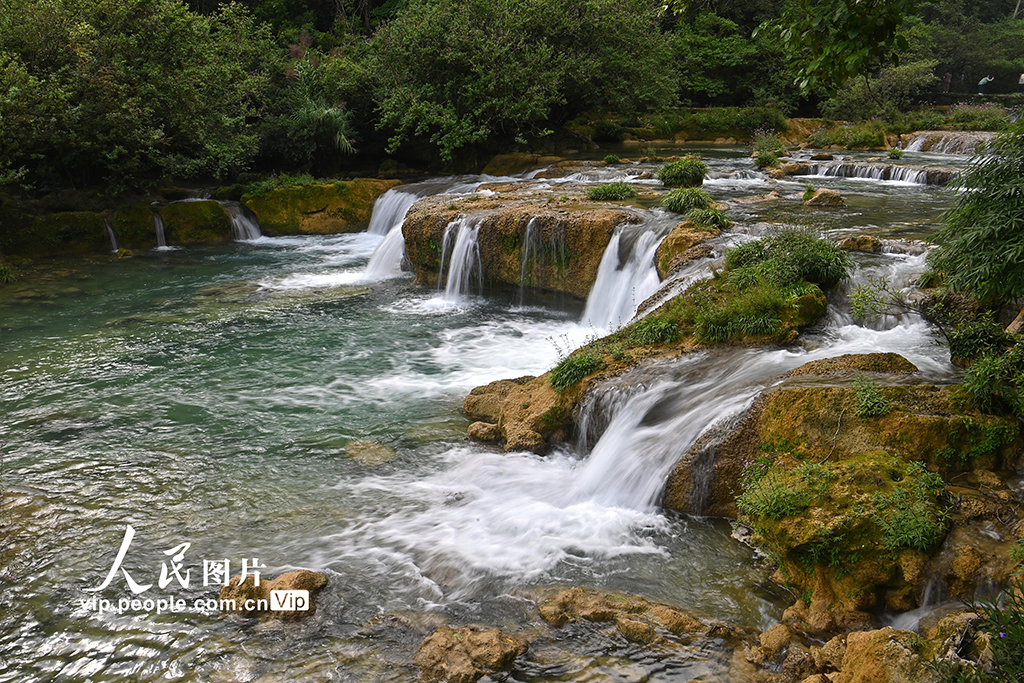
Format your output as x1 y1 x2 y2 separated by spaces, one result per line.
0 147 969 681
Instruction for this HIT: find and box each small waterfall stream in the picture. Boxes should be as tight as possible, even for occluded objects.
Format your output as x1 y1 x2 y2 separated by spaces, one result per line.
581 223 669 330
104 216 118 253
152 211 167 248
904 130 996 154
220 201 262 241
439 215 484 301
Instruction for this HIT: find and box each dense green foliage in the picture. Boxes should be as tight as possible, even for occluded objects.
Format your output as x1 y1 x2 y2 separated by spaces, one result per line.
929 121 1024 305
661 187 713 214
853 377 893 418
0 0 277 187
656 157 708 187
725 228 852 289
685 207 732 229
585 182 638 201
367 0 674 161
962 343 1024 419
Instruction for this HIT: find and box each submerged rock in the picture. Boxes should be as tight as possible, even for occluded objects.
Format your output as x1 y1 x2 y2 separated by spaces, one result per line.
346 440 396 465
413 626 528 683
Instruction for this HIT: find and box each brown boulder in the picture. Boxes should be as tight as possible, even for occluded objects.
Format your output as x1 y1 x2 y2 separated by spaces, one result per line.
654 221 719 280
464 377 534 422
804 188 845 207
841 235 883 253
413 626 528 683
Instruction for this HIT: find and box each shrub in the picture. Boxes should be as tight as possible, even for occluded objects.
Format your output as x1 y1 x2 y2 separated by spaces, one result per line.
627 316 680 345
929 120 1024 305
685 207 731 229
0 263 17 285
946 102 1010 132
872 463 948 551
947 319 1014 361
725 229 852 289
887 148 904 159
603 154 621 164
550 350 604 391
751 128 785 157
754 152 780 169
594 121 626 142
656 156 707 187
961 343 1024 419
585 182 637 201
853 377 892 418
802 184 816 201
242 172 320 196
661 187 712 214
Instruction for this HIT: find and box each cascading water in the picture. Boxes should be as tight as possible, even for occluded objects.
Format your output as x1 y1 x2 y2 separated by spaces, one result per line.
104 216 118 253
803 161 955 185
152 210 167 248
438 215 484 301
904 130 996 155
219 201 262 241
581 224 668 330
366 189 421 236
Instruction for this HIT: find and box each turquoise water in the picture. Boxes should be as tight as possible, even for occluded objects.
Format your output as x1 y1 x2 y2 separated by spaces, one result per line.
0 154 959 681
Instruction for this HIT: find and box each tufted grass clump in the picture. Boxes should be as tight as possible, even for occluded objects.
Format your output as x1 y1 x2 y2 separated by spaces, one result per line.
853 377 893 418
887 148 904 159
754 152 780 169
802 184 816 201
725 228 852 290
737 472 811 519
661 187 712 214
585 182 637 201
626 316 681 345
656 156 707 187
0 263 17 285
685 207 731 229
550 350 605 391
871 462 948 551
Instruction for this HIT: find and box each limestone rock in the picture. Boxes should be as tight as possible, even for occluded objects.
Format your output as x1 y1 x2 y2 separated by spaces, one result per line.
219 569 328 620
811 153 835 161
786 352 918 378
804 188 845 207
467 421 501 442
158 201 232 244
654 221 719 280
832 627 929 683
243 179 400 235
346 440 396 465
464 377 534 422
413 626 527 683
841 235 882 253
814 634 847 671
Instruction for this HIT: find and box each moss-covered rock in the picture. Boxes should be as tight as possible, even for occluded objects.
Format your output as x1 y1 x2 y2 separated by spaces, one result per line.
0 208 108 258
112 204 158 249
157 201 231 244
414 626 528 683
654 221 718 280
402 195 638 299
481 152 561 176
242 178 400 236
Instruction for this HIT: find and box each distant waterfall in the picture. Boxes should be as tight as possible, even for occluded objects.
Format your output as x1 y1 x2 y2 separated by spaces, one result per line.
104 216 118 253
581 228 664 331
153 211 167 248
904 130 996 155
801 162 958 186
438 215 483 301
220 201 262 241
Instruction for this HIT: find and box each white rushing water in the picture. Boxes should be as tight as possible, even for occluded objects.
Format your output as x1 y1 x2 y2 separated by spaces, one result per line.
439 215 484 301
581 226 667 331
221 200 263 241
904 130 996 155
152 210 167 248
103 216 118 252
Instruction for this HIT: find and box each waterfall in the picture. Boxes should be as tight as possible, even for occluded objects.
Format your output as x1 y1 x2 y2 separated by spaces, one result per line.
904 130 996 155
517 217 541 306
104 216 118 253
366 189 421 236
153 211 167 248
220 201 262 241
438 215 483 301
365 226 409 279
803 161 956 186
581 228 664 331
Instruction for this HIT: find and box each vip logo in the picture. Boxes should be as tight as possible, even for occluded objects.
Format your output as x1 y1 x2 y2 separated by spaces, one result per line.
270 590 310 611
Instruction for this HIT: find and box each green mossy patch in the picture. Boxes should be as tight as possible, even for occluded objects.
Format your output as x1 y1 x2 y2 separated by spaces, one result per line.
242 178 400 236
112 204 157 249
158 201 231 244
27 211 107 257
